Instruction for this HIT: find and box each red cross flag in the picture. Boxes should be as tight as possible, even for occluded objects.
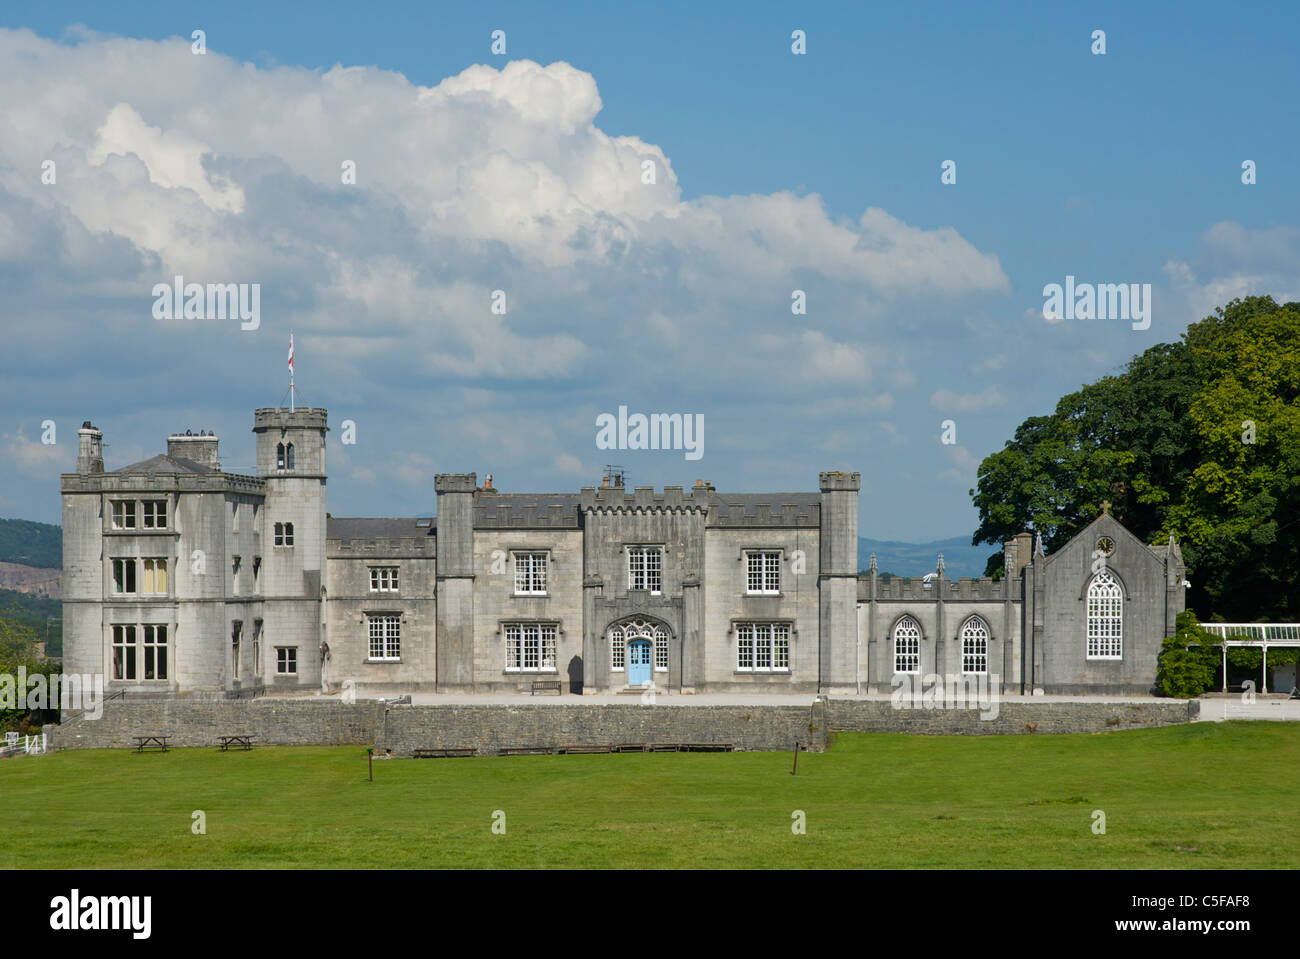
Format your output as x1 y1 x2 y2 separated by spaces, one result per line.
288 332 294 374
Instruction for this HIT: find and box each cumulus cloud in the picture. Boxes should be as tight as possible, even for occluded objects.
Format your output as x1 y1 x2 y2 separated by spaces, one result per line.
0 27 1014 520
1163 221 1300 323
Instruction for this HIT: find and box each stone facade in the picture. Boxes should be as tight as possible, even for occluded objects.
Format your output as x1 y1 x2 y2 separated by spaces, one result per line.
61 404 1186 698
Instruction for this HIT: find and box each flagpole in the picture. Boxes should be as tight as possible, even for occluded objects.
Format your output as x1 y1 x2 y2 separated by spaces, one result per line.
289 331 295 413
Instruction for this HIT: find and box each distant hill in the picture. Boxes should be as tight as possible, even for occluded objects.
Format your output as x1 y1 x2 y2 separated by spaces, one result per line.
0 519 60 569
859 536 993 579
0 588 62 657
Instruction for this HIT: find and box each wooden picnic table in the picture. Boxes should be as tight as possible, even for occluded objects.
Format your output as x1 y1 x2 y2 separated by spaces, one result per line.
133 735 169 753
217 735 255 751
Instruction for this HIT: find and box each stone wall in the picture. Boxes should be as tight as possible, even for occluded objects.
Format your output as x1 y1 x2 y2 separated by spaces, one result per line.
48 700 384 750
376 703 820 754
45 697 1196 753
825 699 1197 735
47 700 822 753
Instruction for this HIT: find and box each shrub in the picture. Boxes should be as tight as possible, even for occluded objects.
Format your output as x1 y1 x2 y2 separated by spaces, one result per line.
1156 611 1220 698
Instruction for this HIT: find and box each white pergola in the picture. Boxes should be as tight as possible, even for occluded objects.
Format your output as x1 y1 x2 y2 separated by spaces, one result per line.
1198 623 1300 693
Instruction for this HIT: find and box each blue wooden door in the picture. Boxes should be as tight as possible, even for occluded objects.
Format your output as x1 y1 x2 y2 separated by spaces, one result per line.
629 640 652 686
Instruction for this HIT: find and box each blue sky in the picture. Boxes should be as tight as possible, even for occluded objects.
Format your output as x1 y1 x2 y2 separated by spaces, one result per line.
2 1 1298 542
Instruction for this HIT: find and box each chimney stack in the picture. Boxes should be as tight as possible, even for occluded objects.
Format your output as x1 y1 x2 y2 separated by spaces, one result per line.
76 422 103 474
167 430 220 470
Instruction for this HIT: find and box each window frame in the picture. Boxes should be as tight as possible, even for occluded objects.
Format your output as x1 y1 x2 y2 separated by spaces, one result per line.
893 616 921 675
735 622 791 673
142 557 168 595
369 566 400 593
111 624 169 682
627 545 663 594
960 616 989 675
745 549 782 595
503 622 558 673
111 500 137 530
111 558 137 595
111 625 137 680
512 551 548 596
275 646 298 675
367 613 401 662
141 499 167 529
1086 569 1124 660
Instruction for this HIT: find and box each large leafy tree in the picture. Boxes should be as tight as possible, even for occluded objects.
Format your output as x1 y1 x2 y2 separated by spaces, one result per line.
971 296 1300 621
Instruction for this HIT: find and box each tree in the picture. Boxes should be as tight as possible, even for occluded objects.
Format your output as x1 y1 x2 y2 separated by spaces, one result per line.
1155 611 1219 698
0 608 49 730
971 296 1300 620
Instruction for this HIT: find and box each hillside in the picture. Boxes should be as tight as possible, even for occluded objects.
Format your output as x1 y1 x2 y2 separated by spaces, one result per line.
859 536 992 579
0 518 60 569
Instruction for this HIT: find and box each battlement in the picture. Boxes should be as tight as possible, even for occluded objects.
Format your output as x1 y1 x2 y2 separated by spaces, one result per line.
707 497 820 528
579 485 713 514
252 407 328 431
474 494 580 529
61 470 266 495
859 574 1007 602
327 536 435 559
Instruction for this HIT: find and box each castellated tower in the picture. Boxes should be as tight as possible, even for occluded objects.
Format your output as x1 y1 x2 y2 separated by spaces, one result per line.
253 407 328 689
818 470 861 693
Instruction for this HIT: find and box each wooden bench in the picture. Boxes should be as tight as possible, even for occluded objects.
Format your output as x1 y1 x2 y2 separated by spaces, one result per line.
530 681 562 695
680 743 734 752
132 735 169 753
413 747 476 758
648 743 681 752
498 746 556 756
217 735 255 751
613 743 647 753
559 744 611 754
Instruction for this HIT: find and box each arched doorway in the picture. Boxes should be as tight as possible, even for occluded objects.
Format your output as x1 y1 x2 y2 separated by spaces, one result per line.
608 617 670 688
628 638 652 686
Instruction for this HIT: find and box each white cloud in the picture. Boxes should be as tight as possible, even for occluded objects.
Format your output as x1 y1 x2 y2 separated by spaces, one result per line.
0 28 1016 523
3 430 72 475
90 103 245 214
929 386 1007 414
937 444 980 485
969 354 1008 375
1163 221 1300 322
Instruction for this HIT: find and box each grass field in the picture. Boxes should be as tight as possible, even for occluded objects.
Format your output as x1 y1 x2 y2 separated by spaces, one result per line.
1 722 1296 868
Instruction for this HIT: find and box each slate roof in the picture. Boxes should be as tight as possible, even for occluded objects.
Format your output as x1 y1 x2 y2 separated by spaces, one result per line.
114 453 215 474
475 494 581 521
708 492 821 515
326 517 435 542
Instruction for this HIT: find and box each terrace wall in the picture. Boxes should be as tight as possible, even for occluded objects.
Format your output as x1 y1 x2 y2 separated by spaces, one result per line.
45 697 1197 752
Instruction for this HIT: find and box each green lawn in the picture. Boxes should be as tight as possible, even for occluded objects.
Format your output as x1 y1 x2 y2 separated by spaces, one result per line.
2 722 1296 868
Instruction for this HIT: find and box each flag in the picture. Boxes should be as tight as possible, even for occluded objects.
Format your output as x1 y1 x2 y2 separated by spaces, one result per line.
288 333 294 375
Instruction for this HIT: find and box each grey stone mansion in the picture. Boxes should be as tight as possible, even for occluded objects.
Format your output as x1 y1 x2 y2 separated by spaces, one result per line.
61 405 1187 697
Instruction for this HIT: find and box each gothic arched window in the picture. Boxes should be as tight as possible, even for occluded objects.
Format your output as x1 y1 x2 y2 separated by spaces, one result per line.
286 443 295 470
960 617 989 674
893 616 921 674
609 618 669 672
1086 569 1123 659
276 443 285 469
